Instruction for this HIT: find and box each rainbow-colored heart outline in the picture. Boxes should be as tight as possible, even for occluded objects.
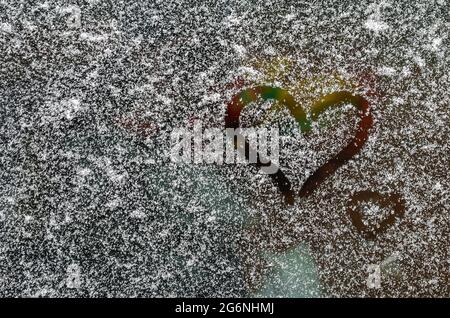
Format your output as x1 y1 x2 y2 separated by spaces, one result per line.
225 85 373 203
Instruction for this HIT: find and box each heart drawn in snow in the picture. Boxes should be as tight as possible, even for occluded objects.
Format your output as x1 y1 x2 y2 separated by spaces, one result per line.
347 190 405 240
225 86 373 203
